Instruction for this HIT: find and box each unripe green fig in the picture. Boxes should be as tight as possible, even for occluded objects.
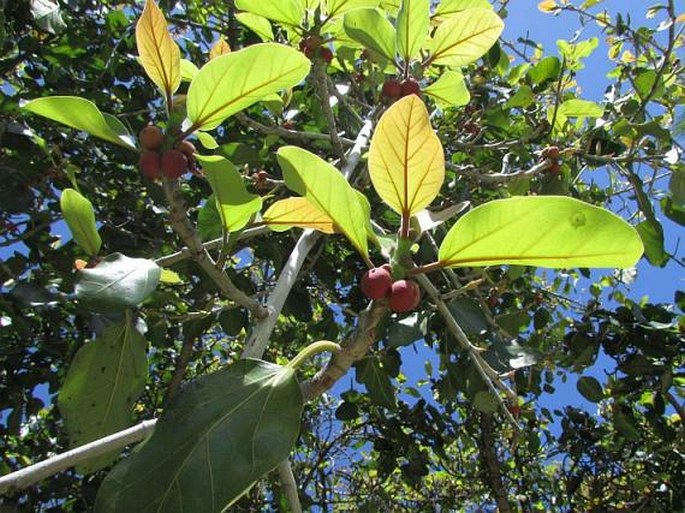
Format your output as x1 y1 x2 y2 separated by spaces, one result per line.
361 267 393 300
139 151 162 179
139 125 164 151
161 149 188 178
389 280 421 312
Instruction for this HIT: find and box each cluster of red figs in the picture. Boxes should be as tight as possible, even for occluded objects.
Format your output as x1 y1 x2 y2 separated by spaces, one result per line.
541 145 561 175
361 265 421 313
381 77 421 101
299 35 333 64
138 125 196 180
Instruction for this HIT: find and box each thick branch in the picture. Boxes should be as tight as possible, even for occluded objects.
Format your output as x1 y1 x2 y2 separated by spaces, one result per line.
0 420 157 494
477 414 513 513
276 461 303 513
312 60 346 162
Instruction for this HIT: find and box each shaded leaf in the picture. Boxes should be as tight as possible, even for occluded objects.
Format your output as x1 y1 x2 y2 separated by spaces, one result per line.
95 360 303 512
368 95 444 217
60 188 101 257
429 9 503 67
438 196 644 269
75 253 161 313
396 0 430 62
448 297 488 337
355 357 396 408
424 70 470 108
473 390 499 413
635 219 668 267
577 376 604 402
263 197 336 234
386 311 430 347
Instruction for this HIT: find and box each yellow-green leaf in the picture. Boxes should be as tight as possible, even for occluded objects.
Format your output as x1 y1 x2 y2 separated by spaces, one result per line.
396 0 430 62
343 8 396 62
368 95 445 217
197 155 262 232
325 0 380 18
432 0 493 24
209 37 231 59
23 96 136 149
187 43 310 132
429 8 504 67
277 146 369 257
537 0 559 13
438 196 644 269
424 70 470 108
160 269 183 284
60 188 101 257
180 59 199 81
263 197 336 233
234 0 304 26
135 0 181 97
235 12 274 41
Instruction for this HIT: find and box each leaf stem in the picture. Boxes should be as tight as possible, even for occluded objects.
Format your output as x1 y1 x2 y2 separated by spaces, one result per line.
287 340 341 371
407 260 445 275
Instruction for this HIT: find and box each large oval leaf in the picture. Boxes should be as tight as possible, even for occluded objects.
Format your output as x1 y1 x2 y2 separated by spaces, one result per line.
429 8 504 67
196 155 262 232
234 0 304 26
60 188 101 257
368 94 445 217
343 8 396 62
423 70 470 108
325 0 380 18
187 44 310 132
395 0 429 62
432 0 492 24
75 253 161 313
23 96 136 149
278 146 369 257
136 0 181 97
438 196 644 268
94 359 303 513
59 317 147 473
263 197 336 233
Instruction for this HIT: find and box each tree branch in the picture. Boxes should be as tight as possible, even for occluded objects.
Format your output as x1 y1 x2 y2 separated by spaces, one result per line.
477 414 513 513
312 60 346 162
235 112 355 147
276 461 303 513
449 158 553 184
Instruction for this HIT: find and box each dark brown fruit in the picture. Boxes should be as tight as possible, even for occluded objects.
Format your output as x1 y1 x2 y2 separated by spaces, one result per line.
299 35 322 58
388 280 421 312
361 267 393 300
139 151 162 179
161 149 189 178
139 125 164 151
542 145 560 160
176 140 196 159
381 78 402 99
549 160 561 175
400 78 421 98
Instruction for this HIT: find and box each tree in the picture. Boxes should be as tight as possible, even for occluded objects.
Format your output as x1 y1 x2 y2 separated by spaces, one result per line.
0 0 682 511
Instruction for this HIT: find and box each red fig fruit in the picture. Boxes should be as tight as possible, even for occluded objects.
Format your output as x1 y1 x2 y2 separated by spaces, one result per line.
388 280 421 312
381 78 402 100
542 146 560 160
139 151 162 179
361 267 393 300
139 125 164 151
400 78 420 98
176 140 196 159
161 149 189 178
319 47 333 64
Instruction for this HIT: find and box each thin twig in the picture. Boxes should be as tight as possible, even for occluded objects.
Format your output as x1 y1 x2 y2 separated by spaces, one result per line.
235 112 355 147
312 60 346 163
449 158 553 184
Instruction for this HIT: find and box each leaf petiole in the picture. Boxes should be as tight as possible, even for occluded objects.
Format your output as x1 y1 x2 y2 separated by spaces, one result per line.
286 340 341 370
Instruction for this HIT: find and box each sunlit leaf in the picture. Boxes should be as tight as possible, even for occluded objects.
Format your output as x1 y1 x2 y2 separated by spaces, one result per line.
197 155 262 232
432 0 492 24
180 59 199 81
368 95 445 217
23 96 136 149
438 196 644 268
234 0 304 26
343 8 396 62
325 0 380 18
59 317 147 473
429 8 504 67
209 37 231 59
396 0 429 62
187 44 310 131
424 70 470 108
235 12 274 41
537 0 559 13
160 268 183 284
135 0 181 97
263 197 336 234
95 360 303 513
277 146 369 257
60 188 101 257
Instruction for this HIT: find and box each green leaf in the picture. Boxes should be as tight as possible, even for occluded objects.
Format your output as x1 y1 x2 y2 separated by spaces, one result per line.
577 376 604 403
396 0 430 62
187 43 310 131
669 168 685 207
473 390 499 413
429 8 504 67
433 0 493 24
527 56 560 84
343 8 396 62
423 70 470 108
234 0 304 26
386 311 430 347
180 59 199 81
235 12 274 41
75 253 161 313
94 359 303 512
635 219 668 267
60 188 101 257
59 317 147 473
325 0 380 18
355 357 396 408
614 407 641 441
197 155 262 232
277 146 369 257
23 96 137 149
557 99 603 119
438 196 644 269
504 85 534 109
196 131 218 149
448 297 488 337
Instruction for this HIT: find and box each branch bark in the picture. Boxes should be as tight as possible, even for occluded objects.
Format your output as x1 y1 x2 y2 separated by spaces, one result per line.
235 112 355 147
477 414 513 513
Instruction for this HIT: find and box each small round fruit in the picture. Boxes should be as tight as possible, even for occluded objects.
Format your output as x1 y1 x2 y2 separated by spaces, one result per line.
388 280 421 312
139 125 164 151
176 140 196 159
299 35 322 58
319 47 333 64
161 149 189 178
542 145 560 160
361 267 393 301
400 78 420 97
381 78 402 99
139 151 162 179
549 160 561 175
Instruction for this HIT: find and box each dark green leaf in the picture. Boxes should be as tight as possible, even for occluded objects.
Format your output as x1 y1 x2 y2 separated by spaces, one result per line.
386 311 430 347
577 376 603 403
473 391 499 413
355 357 396 408
528 56 560 85
448 297 488 337
95 359 303 513
635 219 668 267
